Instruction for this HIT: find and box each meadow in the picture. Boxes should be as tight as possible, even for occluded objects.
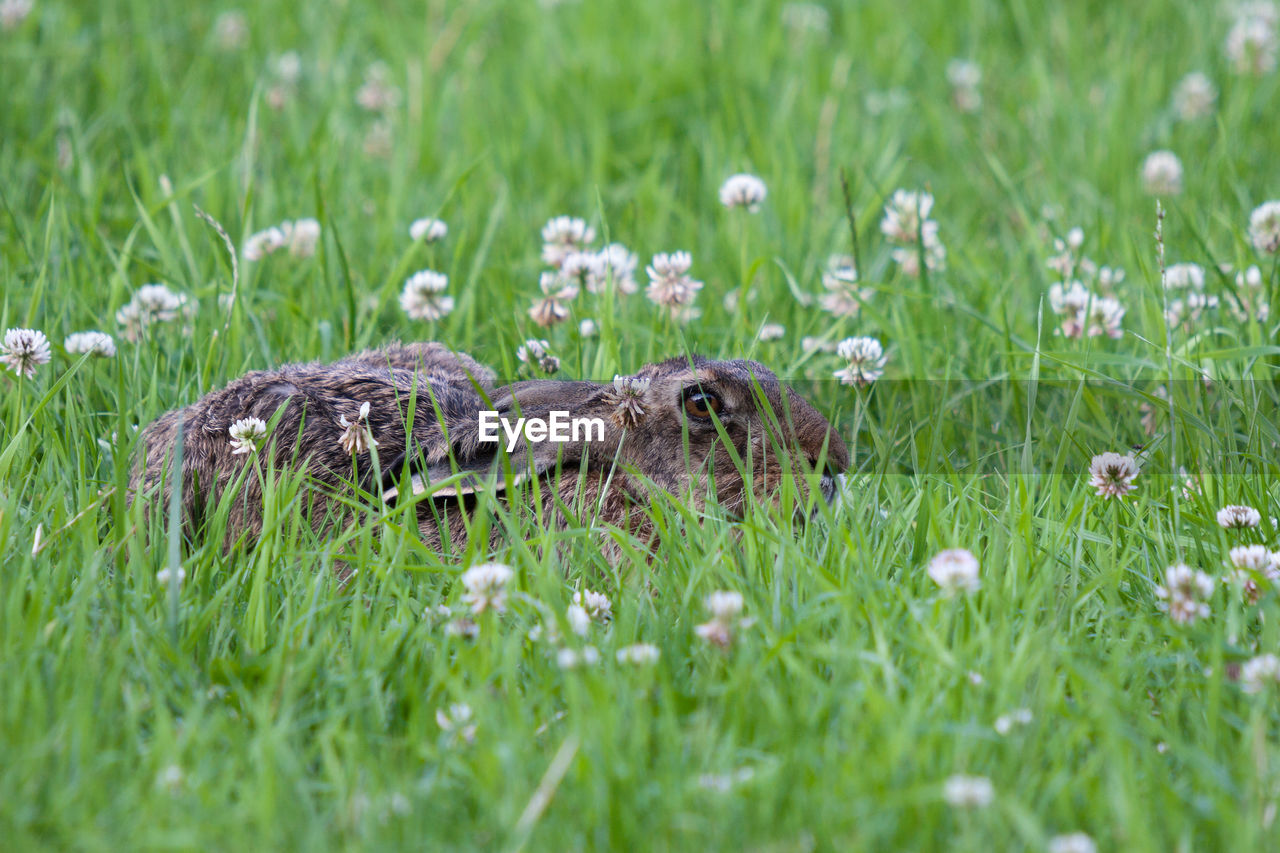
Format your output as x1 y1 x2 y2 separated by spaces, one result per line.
3 0 1280 849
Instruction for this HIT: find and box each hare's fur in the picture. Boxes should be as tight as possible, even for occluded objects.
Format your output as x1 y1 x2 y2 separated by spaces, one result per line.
131 342 849 555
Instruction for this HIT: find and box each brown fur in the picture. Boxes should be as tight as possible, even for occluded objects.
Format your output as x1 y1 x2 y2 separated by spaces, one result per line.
131 343 849 558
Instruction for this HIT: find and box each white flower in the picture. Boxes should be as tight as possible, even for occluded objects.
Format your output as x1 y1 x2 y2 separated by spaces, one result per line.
585 243 639 294
573 588 613 624
645 251 703 309
273 51 302 84
1230 545 1273 571
1241 654 1280 693
556 645 601 669
757 323 785 342
115 283 194 341
881 189 934 243
228 417 268 455
1163 262 1205 290
541 216 595 269
1218 504 1262 529
1 328 52 378
409 217 448 243
282 218 321 257
355 61 401 112
566 604 591 637
1249 200 1280 255
604 374 651 427
890 231 946 276
1225 8 1278 75
616 643 661 665
1142 150 1184 196
529 270 578 327
1047 833 1097 853
400 269 454 321
1087 452 1140 499
460 562 514 615
243 226 287 261
64 331 116 358
338 401 377 456
156 566 186 587
833 336 887 386
705 590 744 621
443 618 479 639
927 548 981 594
993 708 1032 735
942 775 994 809
1155 564 1214 624
435 703 476 742
719 173 768 212
578 318 598 337
0 0 33 31
819 255 872 318
156 764 184 794
946 59 982 112
515 338 553 369
780 2 829 34
1172 71 1217 120
213 10 248 50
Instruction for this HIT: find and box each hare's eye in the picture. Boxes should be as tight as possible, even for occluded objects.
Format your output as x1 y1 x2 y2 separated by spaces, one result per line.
682 391 723 420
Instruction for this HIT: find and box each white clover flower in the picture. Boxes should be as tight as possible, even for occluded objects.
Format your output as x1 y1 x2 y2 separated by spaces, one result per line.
156 764 184 794
1241 653 1280 693
443 618 479 640
1230 545 1272 571
156 566 186 587
556 646 601 670
645 251 703 309
1 328 52 378
1249 200 1280 255
460 562 514 615
1142 150 1184 196
833 336 887 386
529 270 579 327
585 243 639 294
1228 545 1279 603
1048 833 1098 853
409 217 448 243
880 189 934 243
819 255 872 318
1163 262 1206 290
213 10 248 50
1225 9 1278 75
243 226 287 261
927 548 981 594
573 588 613 624
1 0 33 31
1087 452 1140 499
603 374 651 427
566 604 591 637
1155 563 1214 624
705 590 744 621
400 269 454 321
946 58 982 112
281 218 321 257
273 51 302 84
1218 504 1262 529
616 643 661 665
515 339 557 373
993 708 1032 735
780 2 829 34
338 401 377 456
942 775 994 809
719 173 768 212
228 416 268 455
116 283 194 341
757 323 785 341
541 216 595 269
578 318 598 337
435 703 476 742
64 331 116 358
694 620 733 649
355 61 401 112
1229 264 1269 322
890 231 946 277
1172 71 1217 120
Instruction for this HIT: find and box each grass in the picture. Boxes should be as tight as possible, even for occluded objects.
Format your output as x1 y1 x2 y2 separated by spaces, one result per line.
3 0 1280 849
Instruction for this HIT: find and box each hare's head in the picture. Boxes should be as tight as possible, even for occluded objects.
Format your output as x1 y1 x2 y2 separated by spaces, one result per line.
386 355 849 518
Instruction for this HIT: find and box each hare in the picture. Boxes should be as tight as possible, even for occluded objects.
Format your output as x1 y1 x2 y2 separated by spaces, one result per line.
131 342 850 556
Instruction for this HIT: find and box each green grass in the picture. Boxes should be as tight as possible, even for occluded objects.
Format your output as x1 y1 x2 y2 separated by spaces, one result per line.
3 0 1280 849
